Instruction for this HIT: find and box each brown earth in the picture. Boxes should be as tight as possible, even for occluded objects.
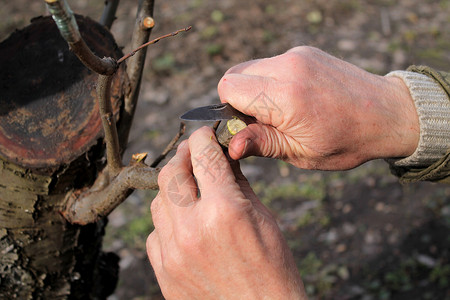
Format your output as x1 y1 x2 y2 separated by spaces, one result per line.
1 0 449 299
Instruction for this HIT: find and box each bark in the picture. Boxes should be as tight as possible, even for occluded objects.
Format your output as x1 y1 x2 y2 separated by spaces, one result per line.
0 15 125 299
117 0 155 151
216 118 248 147
0 151 118 299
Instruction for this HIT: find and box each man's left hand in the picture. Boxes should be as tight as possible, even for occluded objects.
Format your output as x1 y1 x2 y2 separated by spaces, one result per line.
147 126 306 299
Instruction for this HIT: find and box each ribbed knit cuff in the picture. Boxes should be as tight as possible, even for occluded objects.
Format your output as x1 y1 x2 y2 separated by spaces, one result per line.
386 71 450 167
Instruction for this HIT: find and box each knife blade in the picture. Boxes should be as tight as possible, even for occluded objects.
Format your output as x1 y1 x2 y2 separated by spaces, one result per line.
180 103 250 121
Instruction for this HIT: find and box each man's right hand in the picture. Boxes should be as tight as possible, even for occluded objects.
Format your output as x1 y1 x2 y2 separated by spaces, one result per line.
218 46 420 170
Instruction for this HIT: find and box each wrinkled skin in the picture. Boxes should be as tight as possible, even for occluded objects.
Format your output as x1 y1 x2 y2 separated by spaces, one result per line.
147 128 307 299
218 46 419 170
147 47 420 299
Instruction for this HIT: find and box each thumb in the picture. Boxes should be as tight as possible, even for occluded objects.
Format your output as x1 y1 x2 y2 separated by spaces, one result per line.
228 123 287 160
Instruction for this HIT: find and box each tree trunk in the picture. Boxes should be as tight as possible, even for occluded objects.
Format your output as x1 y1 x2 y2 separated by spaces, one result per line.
0 154 119 299
0 16 126 299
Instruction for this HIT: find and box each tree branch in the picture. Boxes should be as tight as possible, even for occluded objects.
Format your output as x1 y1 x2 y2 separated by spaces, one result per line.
97 75 123 177
62 163 160 225
100 0 120 29
116 24 192 152
44 0 117 75
117 0 155 151
117 26 192 65
45 0 192 224
150 122 186 168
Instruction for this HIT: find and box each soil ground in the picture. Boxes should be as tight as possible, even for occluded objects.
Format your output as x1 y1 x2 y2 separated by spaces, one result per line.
1 0 450 299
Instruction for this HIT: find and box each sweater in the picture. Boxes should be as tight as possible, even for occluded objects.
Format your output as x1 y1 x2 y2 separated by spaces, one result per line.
385 66 450 183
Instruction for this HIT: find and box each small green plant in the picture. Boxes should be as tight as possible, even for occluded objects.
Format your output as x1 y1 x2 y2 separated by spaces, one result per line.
306 10 322 25
299 252 323 277
429 263 450 287
201 25 218 39
152 53 176 73
205 43 223 56
384 268 413 292
124 214 155 249
265 4 276 14
263 30 275 43
258 179 326 205
104 190 158 251
210 10 224 23
145 129 161 140
298 252 346 297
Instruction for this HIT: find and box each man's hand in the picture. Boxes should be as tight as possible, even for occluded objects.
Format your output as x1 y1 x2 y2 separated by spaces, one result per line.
218 46 420 170
147 127 306 299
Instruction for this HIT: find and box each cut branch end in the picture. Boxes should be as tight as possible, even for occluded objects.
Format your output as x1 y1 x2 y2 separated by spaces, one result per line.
217 118 247 147
142 17 155 29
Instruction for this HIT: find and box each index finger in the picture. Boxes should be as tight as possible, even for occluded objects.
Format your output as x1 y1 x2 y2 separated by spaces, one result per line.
218 73 287 128
218 73 272 117
188 127 239 198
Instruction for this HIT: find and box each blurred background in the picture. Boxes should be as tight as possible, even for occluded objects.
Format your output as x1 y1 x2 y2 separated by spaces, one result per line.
1 0 449 299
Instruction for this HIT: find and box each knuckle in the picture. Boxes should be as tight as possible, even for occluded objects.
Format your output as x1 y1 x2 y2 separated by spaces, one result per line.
220 207 243 225
146 232 157 252
150 196 159 216
162 235 202 274
287 45 317 56
283 46 319 69
150 195 164 226
286 45 304 53
218 74 235 99
262 128 284 159
207 199 247 228
156 173 166 191
285 51 308 71
157 164 173 189
162 250 184 275
224 64 241 75
217 75 227 95
177 230 202 253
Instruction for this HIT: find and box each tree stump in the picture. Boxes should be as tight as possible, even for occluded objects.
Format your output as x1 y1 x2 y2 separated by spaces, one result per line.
0 15 126 299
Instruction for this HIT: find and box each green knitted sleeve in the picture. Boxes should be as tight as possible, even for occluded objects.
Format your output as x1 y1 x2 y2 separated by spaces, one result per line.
387 66 450 184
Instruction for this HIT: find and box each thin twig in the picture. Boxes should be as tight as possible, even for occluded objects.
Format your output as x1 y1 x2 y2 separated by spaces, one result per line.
117 26 192 64
97 75 122 177
150 122 186 168
100 0 120 29
117 0 155 151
